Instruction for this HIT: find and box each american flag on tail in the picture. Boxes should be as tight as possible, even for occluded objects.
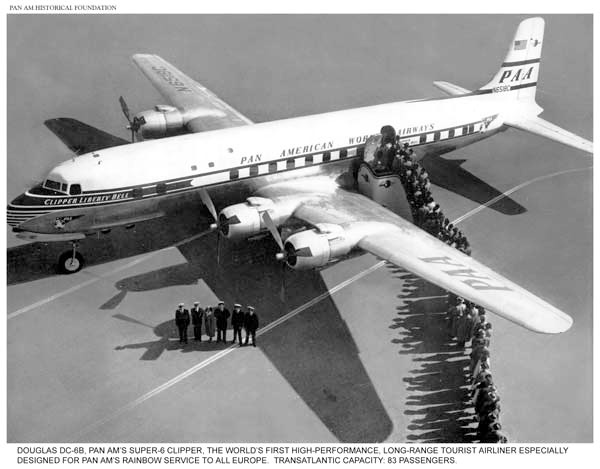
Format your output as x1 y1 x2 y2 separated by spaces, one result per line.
513 39 527 50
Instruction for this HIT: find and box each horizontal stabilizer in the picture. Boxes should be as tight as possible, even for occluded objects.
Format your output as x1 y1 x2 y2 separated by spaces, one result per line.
433 81 470 96
505 116 593 154
44 118 129 155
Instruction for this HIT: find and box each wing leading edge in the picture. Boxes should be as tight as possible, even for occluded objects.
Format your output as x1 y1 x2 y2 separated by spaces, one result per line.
280 187 572 334
132 54 252 132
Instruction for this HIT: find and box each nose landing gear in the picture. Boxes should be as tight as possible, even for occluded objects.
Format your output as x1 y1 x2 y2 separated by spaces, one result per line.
57 241 84 274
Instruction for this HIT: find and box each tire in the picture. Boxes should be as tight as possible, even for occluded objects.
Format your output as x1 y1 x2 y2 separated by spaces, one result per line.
58 251 84 274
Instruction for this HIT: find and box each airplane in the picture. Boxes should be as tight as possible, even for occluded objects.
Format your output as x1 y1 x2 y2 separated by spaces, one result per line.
7 17 592 334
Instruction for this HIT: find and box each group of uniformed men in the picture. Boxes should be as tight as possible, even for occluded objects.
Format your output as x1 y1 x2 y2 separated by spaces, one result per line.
174 301 259 347
374 130 507 443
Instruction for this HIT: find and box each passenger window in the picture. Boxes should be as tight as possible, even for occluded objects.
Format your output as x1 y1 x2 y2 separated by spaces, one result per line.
208 162 215 168
131 187 143 198
230 169 239 180
419 134 427 144
156 183 167 194
305 155 314 165
448 129 455 138
286 159 295 170
250 165 259 176
269 162 277 173
323 151 331 162
340 149 347 159
69 184 82 195
434 131 441 142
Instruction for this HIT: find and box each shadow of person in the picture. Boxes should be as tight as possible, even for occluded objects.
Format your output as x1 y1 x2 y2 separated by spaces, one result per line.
114 318 231 360
422 153 527 216
107 234 392 442
388 267 476 442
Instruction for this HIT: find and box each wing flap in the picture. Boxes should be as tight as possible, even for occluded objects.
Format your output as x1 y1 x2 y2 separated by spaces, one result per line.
359 228 572 334
132 54 252 132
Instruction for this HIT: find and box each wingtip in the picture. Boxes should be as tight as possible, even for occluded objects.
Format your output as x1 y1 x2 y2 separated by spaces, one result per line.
527 311 573 334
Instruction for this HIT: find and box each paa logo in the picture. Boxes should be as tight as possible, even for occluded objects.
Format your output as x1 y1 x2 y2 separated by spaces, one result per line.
499 66 535 84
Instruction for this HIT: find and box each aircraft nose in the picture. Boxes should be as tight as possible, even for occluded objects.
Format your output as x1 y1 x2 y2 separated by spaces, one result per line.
7 193 40 228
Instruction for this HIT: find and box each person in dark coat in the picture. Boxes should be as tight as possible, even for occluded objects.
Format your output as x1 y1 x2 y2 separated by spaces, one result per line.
204 307 216 342
215 301 230 343
244 306 259 347
190 301 204 342
175 303 190 344
231 303 244 346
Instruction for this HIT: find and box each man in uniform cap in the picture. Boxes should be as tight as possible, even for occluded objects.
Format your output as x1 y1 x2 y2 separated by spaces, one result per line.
175 303 190 344
244 306 259 347
190 301 204 342
215 300 230 343
231 303 244 346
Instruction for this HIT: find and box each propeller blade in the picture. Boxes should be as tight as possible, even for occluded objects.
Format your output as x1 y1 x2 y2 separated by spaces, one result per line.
199 188 218 222
261 211 284 252
119 96 132 123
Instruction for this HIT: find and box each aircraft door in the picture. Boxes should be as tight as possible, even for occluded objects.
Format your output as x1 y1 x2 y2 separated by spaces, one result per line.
357 163 414 222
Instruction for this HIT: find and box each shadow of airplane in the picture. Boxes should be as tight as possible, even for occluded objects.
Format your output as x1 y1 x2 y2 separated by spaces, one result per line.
387 267 477 443
422 154 527 216
109 234 393 443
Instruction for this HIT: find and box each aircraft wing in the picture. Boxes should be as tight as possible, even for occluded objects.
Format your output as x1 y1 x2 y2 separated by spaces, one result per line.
44 118 129 154
258 184 572 334
132 54 253 132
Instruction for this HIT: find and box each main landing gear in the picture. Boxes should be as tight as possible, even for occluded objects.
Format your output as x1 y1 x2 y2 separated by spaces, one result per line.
57 241 84 274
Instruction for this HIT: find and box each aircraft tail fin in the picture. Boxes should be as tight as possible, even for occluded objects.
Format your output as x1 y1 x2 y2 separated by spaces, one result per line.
504 116 593 154
478 17 544 101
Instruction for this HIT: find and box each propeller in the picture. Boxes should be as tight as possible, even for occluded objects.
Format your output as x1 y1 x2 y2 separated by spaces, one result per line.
198 188 223 264
119 96 145 142
261 211 295 305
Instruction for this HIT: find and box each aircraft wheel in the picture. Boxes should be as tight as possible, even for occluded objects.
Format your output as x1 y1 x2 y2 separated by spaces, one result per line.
58 251 84 274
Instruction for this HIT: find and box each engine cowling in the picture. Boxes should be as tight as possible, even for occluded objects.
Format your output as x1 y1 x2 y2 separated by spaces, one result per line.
218 197 290 241
135 105 185 140
284 224 355 270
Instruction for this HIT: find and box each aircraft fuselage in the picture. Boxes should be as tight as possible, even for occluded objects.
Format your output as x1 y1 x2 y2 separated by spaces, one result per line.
8 92 509 239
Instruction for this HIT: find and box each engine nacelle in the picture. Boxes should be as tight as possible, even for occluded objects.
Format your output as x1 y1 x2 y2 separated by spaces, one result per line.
218 197 289 241
284 224 355 270
135 105 185 140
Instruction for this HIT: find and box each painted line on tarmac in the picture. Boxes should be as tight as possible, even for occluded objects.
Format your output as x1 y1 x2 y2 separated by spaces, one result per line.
452 166 591 225
7 230 211 321
70 260 386 442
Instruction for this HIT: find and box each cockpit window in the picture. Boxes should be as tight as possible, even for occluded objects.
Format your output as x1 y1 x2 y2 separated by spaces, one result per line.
69 184 82 195
44 179 62 192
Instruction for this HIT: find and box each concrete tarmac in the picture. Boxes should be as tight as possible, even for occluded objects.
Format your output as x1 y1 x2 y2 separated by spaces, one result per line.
6 15 592 443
